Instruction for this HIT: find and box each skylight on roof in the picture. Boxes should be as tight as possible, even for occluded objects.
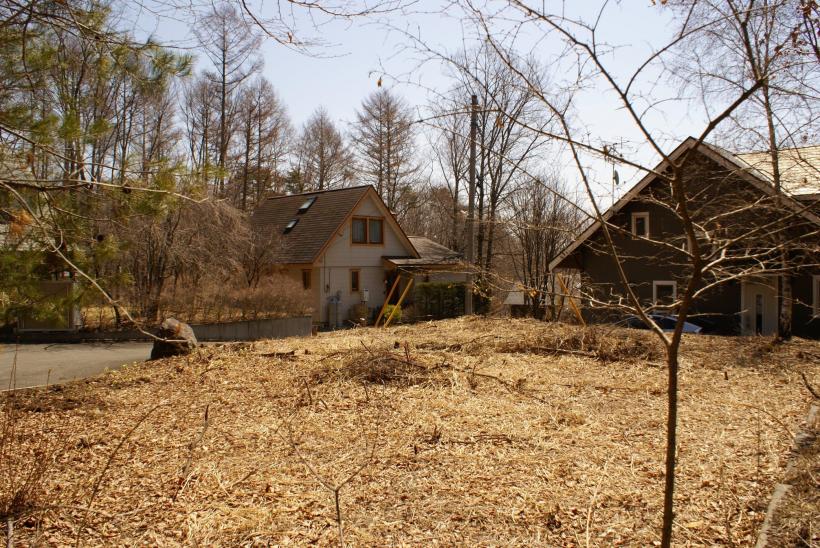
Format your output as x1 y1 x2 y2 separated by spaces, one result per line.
284 219 299 234
297 196 317 214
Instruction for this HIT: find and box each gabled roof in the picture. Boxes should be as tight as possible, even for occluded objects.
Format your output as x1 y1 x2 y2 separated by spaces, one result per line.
251 185 418 264
548 137 820 271
384 236 463 268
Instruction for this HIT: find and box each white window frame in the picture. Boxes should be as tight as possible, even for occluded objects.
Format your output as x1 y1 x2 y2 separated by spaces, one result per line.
653 280 677 305
813 275 820 318
631 212 650 238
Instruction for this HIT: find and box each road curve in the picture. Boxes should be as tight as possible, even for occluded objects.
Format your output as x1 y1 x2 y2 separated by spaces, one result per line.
0 342 153 390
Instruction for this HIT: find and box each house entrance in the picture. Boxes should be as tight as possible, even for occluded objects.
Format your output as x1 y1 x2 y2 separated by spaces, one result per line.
741 278 777 336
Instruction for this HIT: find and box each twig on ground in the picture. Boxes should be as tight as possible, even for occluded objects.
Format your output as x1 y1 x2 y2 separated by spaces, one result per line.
172 404 211 502
800 372 819 400
274 385 382 547
585 458 610 548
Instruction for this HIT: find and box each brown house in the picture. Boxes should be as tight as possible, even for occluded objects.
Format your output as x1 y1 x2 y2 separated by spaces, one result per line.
550 138 820 338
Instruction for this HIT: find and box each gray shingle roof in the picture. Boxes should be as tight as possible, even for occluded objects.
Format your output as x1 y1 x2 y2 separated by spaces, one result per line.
384 236 462 267
251 186 371 264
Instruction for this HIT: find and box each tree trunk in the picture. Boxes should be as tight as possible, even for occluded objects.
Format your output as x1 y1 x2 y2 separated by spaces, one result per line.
113 304 122 327
779 267 792 340
661 342 679 547
476 179 485 268
759 82 792 340
242 119 252 210
450 180 460 250
218 45 228 196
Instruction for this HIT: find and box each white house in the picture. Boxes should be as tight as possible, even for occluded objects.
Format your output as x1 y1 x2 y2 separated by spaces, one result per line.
252 185 467 326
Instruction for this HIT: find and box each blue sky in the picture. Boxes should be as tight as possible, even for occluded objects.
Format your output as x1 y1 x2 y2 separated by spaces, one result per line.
127 1 713 205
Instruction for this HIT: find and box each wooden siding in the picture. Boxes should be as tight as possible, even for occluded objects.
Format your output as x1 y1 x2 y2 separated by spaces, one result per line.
564 150 819 338
315 194 415 323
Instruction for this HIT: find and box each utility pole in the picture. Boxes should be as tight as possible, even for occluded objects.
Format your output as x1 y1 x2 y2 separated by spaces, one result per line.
465 94 478 315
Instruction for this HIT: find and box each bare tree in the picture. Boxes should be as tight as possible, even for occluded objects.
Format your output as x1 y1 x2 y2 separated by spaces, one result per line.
193 2 263 197
508 174 579 319
233 77 292 210
426 104 470 250
403 2 819 545
352 88 418 215
233 0 410 52
798 0 820 63
181 77 219 184
399 184 466 250
290 107 353 192
446 45 552 272
117 199 250 322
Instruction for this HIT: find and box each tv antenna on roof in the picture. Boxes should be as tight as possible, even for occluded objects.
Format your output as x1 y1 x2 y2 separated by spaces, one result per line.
603 139 625 204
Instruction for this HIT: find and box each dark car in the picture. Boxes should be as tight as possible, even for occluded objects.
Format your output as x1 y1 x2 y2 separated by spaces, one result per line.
618 314 703 334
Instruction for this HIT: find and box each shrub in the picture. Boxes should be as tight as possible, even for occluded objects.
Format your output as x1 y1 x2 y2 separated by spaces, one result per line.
414 282 465 320
383 304 402 324
159 275 312 323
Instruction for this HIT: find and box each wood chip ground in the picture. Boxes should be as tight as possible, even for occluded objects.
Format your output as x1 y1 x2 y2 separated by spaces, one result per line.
2 318 818 546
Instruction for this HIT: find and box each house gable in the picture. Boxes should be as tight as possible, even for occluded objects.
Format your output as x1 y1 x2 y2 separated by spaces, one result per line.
548 138 820 337
251 185 418 265
318 190 418 267
550 137 820 272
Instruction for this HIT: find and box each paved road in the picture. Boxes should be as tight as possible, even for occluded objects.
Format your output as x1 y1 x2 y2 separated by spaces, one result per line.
0 342 153 390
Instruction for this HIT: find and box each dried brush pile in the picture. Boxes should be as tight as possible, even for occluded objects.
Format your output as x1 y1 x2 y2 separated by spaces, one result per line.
490 323 661 362
311 344 453 387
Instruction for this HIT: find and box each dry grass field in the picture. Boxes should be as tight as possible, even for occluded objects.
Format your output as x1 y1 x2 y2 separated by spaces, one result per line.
2 317 818 546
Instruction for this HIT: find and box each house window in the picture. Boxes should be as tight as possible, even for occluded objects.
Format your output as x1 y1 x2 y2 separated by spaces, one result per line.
631 212 649 238
368 218 383 244
302 269 311 290
351 269 360 292
653 280 676 306
297 196 317 214
352 218 367 243
814 275 820 317
351 216 384 244
284 219 298 234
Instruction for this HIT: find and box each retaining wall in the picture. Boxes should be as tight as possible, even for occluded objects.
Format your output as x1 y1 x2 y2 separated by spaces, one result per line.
190 317 312 341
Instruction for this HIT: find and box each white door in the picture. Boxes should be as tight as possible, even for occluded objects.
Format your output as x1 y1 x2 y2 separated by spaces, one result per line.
741 279 777 336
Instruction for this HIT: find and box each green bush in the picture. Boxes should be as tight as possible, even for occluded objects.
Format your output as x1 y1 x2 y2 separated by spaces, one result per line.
414 282 465 320
383 304 402 324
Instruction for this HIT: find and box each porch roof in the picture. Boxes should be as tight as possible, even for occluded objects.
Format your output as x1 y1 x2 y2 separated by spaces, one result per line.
383 236 463 269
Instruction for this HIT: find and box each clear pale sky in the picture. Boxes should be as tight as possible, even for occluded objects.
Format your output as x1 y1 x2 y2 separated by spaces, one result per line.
126 1 711 204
